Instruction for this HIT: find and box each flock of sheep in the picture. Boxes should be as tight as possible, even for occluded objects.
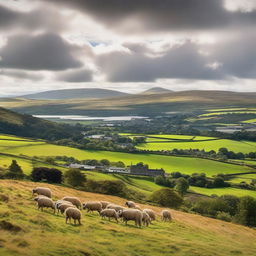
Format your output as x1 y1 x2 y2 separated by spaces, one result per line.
32 186 172 227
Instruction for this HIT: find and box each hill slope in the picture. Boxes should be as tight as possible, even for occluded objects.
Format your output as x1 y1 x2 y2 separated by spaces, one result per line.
1 90 256 116
0 107 77 140
19 88 130 100
0 180 256 256
141 87 173 94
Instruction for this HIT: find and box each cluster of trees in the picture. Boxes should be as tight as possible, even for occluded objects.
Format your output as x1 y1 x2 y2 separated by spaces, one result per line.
31 167 62 183
188 195 256 227
155 172 230 190
1 160 25 179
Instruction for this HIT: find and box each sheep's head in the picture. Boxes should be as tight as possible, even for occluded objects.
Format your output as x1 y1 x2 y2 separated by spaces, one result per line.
117 210 123 217
82 203 87 210
32 188 36 194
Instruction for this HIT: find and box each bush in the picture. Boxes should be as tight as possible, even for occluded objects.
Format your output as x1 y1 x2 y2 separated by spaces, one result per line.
85 179 126 197
175 177 189 196
234 196 256 226
216 211 232 222
31 167 62 183
64 169 86 187
150 188 183 208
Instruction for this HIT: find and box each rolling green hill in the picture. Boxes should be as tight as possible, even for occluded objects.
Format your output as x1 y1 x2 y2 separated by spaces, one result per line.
0 180 256 256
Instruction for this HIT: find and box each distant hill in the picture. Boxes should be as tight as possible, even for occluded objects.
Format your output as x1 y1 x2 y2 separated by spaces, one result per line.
19 88 130 100
0 107 78 140
1 90 256 116
142 87 173 94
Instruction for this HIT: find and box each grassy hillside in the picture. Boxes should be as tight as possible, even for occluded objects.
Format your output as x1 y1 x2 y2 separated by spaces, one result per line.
0 180 256 256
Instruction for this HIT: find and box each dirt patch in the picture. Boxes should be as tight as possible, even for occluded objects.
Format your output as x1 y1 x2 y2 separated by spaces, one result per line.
0 220 23 232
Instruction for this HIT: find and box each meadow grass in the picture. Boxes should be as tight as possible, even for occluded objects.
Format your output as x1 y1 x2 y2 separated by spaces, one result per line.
228 173 256 184
242 118 256 123
1 180 256 256
2 142 253 176
190 186 256 197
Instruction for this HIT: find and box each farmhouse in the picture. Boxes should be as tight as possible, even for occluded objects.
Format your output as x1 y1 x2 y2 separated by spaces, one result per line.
106 167 130 174
129 163 165 177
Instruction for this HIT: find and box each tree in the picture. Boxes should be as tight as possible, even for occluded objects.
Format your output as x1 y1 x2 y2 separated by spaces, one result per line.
100 159 110 166
150 188 183 208
65 169 86 187
31 167 62 183
175 177 189 196
9 160 23 174
154 175 166 186
213 177 226 188
234 196 256 226
5 160 24 179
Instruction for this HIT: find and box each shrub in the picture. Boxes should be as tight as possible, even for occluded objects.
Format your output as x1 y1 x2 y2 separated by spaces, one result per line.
216 211 232 222
31 167 62 183
175 177 189 196
5 160 24 179
64 169 86 187
150 188 183 208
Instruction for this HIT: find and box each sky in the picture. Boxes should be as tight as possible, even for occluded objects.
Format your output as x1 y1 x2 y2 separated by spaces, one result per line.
0 0 256 96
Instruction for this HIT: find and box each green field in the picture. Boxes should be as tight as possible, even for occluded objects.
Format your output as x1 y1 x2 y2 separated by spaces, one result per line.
1 180 256 256
191 186 256 197
242 118 256 123
200 111 256 117
228 174 256 184
121 133 256 153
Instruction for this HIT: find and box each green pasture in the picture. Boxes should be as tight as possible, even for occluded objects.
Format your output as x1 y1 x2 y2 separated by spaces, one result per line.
200 111 256 117
242 118 256 123
190 186 256 198
228 173 256 184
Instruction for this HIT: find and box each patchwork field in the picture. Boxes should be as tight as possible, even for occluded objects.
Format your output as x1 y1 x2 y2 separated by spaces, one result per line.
1 134 256 198
121 133 256 153
1 180 256 256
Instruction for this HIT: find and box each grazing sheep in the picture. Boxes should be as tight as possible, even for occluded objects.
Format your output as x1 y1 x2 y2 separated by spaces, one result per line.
143 209 156 222
100 201 110 209
107 204 124 212
32 187 51 198
55 200 73 213
161 210 172 222
125 201 136 208
65 207 81 225
83 201 102 214
34 195 48 201
142 211 151 226
62 196 82 209
37 197 55 213
118 209 143 227
100 209 119 223
58 203 75 214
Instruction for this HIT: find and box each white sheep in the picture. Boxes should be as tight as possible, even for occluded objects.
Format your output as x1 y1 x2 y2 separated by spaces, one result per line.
65 207 81 225
142 211 151 226
100 201 110 209
161 210 172 222
118 209 143 227
37 197 55 213
143 209 156 222
32 187 52 198
107 204 124 212
83 201 102 214
125 201 136 208
62 196 82 209
34 195 48 201
100 209 119 223
55 200 73 213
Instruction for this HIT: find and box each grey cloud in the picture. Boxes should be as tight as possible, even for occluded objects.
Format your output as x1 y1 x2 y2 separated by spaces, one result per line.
0 33 82 70
0 4 64 32
45 0 256 33
57 69 93 83
96 42 223 82
0 69 44 81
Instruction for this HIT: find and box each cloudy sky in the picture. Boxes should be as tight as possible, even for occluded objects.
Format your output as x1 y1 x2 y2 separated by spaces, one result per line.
0 0 256 96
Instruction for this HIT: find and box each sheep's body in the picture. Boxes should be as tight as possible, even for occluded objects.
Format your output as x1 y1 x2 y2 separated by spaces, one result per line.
107 204 124 212
37 197 55 213
134 205 142 211
161 210 172 222
118 209 143 227
100 209 119 222
125 201 136 208
32 187 51 198
34 195 48 201
55 200 73 213
59 203 75 214
100 201 110 209
143 209 156 221
62 196 82 209
65 207 81 225
142 211 151 226
83 201 102 213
